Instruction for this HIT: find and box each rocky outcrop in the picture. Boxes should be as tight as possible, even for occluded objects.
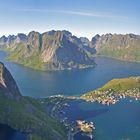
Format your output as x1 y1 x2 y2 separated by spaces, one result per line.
0 62 21 99
40 31 94 70
0 36 8 48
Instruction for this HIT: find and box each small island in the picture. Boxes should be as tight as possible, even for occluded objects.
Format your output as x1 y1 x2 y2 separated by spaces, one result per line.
76 120 95 139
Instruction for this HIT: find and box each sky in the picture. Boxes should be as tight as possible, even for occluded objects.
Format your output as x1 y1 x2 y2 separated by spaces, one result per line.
0 0 140 39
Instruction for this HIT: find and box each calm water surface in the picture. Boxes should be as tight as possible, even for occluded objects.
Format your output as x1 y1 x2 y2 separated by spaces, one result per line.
64 99 140 140
0 124 26 140
0 51 140 140
1 51 140 98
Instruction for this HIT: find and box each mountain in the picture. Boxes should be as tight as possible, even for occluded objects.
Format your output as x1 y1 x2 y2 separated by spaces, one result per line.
0 36 8 48
0 62 67 140
92 33 140 62
1 31 140 71
0 30 95 71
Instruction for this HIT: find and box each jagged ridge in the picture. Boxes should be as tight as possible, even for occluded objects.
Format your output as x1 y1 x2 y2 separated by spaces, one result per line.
1 31 140 71
91 33 140 62
0 30 95 71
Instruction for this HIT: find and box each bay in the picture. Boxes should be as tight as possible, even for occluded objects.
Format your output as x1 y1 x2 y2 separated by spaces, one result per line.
0 51 140 98
1 51 140 140
64 99 140 140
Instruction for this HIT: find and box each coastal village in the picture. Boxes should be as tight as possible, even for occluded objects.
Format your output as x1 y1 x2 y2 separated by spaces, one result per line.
81 88 140 105
40 83 140 140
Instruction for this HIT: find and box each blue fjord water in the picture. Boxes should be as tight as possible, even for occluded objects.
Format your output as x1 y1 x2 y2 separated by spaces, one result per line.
0 51 140 140
64 99 140 140
1 51 140 98
0 124 26 140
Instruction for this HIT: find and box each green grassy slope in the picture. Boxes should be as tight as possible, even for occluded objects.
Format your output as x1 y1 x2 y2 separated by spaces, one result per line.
81 77 140 99
0 93 67 140
98 46 140 62
97 34 140 62
99 77 140 92
6 44 46 71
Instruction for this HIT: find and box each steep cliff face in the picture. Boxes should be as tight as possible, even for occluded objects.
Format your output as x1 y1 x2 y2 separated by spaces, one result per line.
40 31 94 70
1 31 140 70
0 30 95 71
27 31 42 52
0 36 8 48
0 62 21 100
92 33 140 62
0 62 67 140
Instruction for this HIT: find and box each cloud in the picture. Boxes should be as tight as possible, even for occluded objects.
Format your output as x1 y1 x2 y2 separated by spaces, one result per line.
17 8 130 20
58 11 129 20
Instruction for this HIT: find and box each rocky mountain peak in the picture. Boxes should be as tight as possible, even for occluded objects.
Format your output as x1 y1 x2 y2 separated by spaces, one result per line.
91 34 100 46
62 30 72 37
7 35 16 43
0 30 97 71
27 31 42 51
0 36 8 48
0 36 8 43
16 33 27 43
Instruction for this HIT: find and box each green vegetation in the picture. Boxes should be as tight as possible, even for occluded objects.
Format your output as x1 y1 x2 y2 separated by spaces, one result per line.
15 52 46 71
0 93 67 140
81 77 140 104
98 45 140 62
0 62 67 140
94 34 140 62
6 44 47 71
99 77 140 92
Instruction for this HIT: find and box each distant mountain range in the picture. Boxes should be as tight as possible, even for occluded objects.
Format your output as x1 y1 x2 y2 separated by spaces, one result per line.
92 33 140 62
0 30 140 71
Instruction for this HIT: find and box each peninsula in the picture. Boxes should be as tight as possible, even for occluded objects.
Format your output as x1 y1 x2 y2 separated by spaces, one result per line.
81 77 140 105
